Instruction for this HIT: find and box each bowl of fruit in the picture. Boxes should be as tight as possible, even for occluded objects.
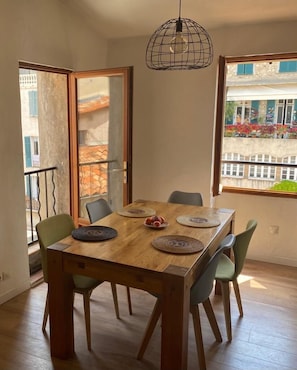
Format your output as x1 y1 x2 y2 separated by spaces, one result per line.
144 215 168 229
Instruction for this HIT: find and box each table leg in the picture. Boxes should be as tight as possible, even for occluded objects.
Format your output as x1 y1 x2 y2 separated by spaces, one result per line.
215 218 235 295
48 247 74 359
161 265 190 370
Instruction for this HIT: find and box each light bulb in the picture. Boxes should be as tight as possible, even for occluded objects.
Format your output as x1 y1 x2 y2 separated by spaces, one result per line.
170 32 188 54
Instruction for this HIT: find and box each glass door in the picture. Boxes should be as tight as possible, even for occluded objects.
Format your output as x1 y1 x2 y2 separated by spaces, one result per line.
69 67 133 225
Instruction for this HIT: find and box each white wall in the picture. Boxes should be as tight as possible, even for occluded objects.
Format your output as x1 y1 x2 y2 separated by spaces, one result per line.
0 0 108 304
107 21 297 267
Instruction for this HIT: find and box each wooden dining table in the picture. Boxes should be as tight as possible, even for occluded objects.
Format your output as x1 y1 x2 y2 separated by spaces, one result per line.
47 200 235 370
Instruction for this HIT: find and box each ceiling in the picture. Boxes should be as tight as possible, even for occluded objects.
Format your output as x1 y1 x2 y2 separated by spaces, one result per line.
63 0 297 39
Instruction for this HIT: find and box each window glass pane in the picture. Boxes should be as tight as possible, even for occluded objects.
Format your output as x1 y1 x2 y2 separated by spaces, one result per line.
220 57 297 194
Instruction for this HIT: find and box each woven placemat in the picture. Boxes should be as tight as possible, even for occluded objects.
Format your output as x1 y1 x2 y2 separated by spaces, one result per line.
72 226 117 242
152 235 204 254
176 215 221 228
117 207 156 218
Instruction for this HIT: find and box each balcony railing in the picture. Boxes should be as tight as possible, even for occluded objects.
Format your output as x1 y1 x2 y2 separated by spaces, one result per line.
78 160 116 220
25 166 57 245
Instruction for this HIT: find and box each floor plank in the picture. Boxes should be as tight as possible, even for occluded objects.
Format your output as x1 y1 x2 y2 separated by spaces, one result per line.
0 259 296 370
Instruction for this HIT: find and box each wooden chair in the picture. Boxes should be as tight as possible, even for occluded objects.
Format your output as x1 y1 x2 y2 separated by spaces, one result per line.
86 198 133 315
137 234 235 370
168 190 203 206
36 213 120 350
215 219 257 341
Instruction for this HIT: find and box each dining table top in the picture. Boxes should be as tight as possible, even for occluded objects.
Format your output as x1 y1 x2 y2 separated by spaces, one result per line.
54 199 235 280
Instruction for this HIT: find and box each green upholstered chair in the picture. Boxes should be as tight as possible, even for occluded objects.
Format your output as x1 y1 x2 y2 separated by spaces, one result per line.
215 219 257 341
168 190 203 206
86 198 133 315
36 213 120 350
137 234 235 370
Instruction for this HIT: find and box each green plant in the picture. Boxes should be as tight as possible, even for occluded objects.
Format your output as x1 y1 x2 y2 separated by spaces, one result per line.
270 180 297 192
225 101 236 124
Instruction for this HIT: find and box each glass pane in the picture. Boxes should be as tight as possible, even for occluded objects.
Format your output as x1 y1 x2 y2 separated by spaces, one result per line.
77 75 124 218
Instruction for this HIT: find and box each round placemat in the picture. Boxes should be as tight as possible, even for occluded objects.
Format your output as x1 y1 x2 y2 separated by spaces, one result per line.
71 226 117 242
117 207 156 218
176 215 221 228
152 235 204 254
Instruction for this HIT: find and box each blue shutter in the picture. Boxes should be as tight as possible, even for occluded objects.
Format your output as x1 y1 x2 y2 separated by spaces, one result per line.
237 63 253 75
24 136 32 167
245 64 253 74
237 64 245 75
279 61 297 73
29 90 38 116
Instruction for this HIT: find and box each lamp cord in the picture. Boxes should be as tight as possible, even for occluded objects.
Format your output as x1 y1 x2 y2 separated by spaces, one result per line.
178 0 182 18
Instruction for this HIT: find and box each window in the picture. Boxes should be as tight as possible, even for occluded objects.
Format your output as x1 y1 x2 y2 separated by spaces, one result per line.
33 137 39 155
276 99 294 124
248 154 276 180
237 63 253 75
282 156 297 180
221 153 244 177
213 54 297 198
279 61 297 73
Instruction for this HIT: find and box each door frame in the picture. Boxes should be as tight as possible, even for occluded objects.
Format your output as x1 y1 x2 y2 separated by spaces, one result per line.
68 66 133 226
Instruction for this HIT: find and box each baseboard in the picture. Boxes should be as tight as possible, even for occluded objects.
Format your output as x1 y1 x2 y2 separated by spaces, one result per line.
0 280 30 305
247 255 297 268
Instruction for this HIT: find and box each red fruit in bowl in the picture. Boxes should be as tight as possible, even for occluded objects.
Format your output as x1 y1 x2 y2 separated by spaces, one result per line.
145 217 153 225
153 220 161 227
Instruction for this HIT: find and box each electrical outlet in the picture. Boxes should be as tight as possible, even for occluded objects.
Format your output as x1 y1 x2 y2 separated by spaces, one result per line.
269 225 279 234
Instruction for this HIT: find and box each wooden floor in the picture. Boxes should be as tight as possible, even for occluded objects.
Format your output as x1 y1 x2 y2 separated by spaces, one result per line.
0 260 296 370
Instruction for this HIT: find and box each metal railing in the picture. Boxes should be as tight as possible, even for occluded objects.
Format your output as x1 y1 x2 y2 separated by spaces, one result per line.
25 166 57 245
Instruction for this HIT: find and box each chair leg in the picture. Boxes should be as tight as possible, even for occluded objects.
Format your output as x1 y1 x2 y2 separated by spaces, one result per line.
202 298 222 342
110 283 120 319
83 291 92 351
126 286 133 315
137 298 162 360
190 305 206 370
233 279 243 317
42 289 49 332
220 281 232 342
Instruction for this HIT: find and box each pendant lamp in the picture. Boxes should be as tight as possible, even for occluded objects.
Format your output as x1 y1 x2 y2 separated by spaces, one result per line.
145 0 213 70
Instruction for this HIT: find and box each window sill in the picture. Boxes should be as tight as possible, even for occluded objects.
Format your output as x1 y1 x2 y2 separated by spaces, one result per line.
222 186 297 198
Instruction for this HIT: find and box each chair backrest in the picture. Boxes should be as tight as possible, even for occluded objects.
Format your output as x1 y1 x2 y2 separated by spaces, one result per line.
190 234 236 305
86 198 112 224
168 190 203 206
233 219 257 278
36 214 75 283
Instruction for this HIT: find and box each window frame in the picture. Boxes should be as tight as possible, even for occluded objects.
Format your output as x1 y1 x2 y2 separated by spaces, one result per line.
213 53 297 199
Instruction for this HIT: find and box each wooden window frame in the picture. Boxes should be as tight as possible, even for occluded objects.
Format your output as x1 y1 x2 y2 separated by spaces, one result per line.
213 52 297 199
